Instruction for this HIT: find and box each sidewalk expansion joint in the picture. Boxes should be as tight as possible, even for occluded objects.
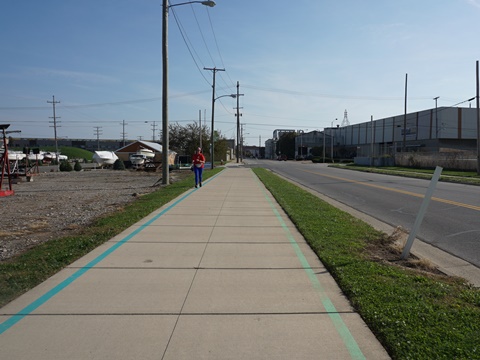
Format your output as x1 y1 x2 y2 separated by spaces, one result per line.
0 311 358 317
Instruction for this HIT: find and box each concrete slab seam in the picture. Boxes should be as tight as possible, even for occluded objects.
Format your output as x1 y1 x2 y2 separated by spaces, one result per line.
253 172 366 360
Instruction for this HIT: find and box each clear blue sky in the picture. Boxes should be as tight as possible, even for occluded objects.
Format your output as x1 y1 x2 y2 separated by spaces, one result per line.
1 0 479 146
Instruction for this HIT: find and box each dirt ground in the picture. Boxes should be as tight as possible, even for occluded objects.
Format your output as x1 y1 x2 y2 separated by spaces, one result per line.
0 169 191 261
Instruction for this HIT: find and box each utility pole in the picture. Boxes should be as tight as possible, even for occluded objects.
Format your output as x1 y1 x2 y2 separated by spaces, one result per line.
121 120 128 147
235 81 244 163
199 110 202 149
94 127 102 150
476 60 480 175
151 121 158 142
433 97 439 137
204 67 225 169
323 128 326 163
370 115 374 167
403 73 408 152
47 96 61 163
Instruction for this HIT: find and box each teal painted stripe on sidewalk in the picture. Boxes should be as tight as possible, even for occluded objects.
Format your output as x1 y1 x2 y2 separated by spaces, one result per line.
0 175 218 335
256 177 366 360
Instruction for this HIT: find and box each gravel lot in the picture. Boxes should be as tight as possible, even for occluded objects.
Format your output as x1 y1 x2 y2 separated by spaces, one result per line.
0 169 189 261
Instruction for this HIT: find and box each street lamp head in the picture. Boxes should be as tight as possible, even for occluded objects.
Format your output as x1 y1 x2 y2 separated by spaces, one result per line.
214 94 237 101
201 1 216 7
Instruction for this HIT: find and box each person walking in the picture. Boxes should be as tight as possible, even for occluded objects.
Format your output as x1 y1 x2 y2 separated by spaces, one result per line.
192 147 205 188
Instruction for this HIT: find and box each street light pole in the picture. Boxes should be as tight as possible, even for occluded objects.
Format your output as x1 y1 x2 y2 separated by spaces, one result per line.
434 96 439 137
161 0 169 184
162 1 216 185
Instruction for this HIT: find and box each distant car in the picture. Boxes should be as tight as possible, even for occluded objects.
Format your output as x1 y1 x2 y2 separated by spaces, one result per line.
277 154 287 161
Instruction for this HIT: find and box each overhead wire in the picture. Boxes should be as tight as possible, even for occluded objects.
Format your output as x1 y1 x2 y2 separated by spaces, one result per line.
0 90 211 111
189 3 217 68
205 7 236 90
242 84 435 101
169 2 237 121
169 5 211 85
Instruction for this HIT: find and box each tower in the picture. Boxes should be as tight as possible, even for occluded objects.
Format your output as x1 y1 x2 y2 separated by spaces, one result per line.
341 109 350 127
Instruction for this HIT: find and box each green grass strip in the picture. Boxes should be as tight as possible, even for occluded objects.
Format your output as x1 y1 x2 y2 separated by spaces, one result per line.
253 167 480 360
0 169 223 308
333 164 480 186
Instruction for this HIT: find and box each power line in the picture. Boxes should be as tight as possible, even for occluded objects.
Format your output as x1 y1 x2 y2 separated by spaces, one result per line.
205 7 235 89
190 3 216 68
170 6 211 85
242 84 436 101
0 90 210 110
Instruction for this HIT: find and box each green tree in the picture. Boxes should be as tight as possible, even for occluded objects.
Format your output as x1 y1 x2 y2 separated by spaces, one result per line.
169 122 208 157
113 159 126 170
214 134 229 163
59 161 73 172
311 146 323 157
277 132 296 159
169 123 229 163
74 161 82 171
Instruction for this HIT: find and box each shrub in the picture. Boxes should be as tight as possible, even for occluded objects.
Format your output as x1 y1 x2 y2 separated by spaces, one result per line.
59 161 73 172
113 159 126 170
74 161 82 171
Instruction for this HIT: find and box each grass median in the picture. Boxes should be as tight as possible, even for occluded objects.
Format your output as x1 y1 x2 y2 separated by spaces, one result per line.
331 164 480 186
0 168 223 309
253 167 479 360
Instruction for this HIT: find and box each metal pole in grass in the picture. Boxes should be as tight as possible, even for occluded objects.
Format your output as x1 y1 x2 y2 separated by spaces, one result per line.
401 166 443 259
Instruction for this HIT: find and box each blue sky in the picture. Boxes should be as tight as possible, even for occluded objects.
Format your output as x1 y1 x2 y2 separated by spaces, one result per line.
1 0 479 146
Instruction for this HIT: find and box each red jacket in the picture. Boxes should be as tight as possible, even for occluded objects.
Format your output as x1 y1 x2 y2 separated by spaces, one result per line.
192 153 205 168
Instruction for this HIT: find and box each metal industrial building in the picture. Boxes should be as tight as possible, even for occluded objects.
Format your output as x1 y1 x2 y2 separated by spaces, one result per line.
284 106 478 170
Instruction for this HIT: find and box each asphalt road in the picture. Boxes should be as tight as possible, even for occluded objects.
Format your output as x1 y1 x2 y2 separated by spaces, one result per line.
245 159 480 269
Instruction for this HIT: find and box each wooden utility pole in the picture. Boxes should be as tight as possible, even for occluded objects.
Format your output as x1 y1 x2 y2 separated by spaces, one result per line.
199 110 202 150
204 67 225 169
403 74 408 152
235 81 244 163
476 60 480 175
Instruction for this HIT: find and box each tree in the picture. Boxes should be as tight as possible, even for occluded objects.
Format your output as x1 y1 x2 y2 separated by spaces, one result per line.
113 159 126 170
169 123 229 163
214 134 229 163
74 161 82 171
169 122 208 157
311 146 323 157
277 132 296 159
59 160 73 172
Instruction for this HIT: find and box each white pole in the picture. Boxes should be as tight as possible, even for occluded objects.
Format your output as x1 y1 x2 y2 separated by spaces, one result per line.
401 166 443 259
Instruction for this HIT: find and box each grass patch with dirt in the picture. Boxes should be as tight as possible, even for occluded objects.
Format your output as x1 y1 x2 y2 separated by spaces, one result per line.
253 167 480 360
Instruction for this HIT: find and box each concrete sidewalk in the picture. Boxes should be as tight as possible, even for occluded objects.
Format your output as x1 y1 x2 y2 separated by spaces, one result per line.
0 165 390 359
